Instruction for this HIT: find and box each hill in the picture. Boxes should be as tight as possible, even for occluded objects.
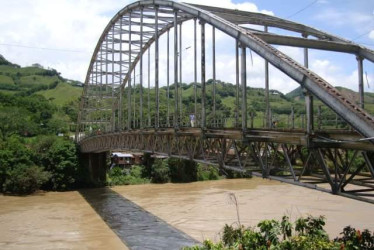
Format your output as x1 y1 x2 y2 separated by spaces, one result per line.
0 55 83 106
37 82 82 106
1 54 373 130
285 86 374 115
0 55 82 137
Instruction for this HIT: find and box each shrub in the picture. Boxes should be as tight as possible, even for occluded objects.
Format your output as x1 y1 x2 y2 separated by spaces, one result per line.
3 164 50 194
168 158 198 183
183 215 350 250
197 164 220 181
151 159 170 183
295 215 328 239
38 138 79 190
334 226 374 249
107 165 149 186
0 136 35 188
257 219 282 245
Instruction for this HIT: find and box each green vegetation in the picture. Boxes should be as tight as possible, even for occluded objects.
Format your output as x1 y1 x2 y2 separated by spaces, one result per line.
107 165 150 185
0 55 82 108
151 159 171 183
0 55 84 194
197 164 220 181
183 215 374 250
3 165 51 195
108 79 374 132
0 135 82 194
38 82 82 106
107 157 224 186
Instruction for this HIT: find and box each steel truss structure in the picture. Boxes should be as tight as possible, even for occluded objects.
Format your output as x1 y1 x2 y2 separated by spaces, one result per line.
81 128 374 202
77 1 374 202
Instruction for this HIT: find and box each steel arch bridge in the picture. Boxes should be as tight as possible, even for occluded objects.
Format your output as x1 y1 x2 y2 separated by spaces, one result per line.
77 0 374 202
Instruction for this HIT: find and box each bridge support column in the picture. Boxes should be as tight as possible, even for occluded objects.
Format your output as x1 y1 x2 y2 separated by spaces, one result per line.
174 11 179 128
363 152 374 177
235 40 240 128
81 152 107 186
317 105 322 130
314 149 339 194
148 48 151 127
303 34 314 136
140 7 144 129
194 18 197 123
119 16 123 131
167 29 170 127
357 55 364 108
155 6 159 129
264 26 270 129
241 44 247 131
212 27 216 127
179 23 183 123
201 21 206 128
111 24 116 132
127 11 132 130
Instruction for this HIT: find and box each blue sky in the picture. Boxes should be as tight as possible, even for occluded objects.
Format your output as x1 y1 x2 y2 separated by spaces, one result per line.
247 0 374 44
0 0 373 93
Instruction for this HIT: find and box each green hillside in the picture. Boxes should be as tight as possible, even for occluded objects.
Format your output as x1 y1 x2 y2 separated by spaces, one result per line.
37 82 82 106
0 55 83 136
1 53 373 131
286 86 374 115
0 55 83 107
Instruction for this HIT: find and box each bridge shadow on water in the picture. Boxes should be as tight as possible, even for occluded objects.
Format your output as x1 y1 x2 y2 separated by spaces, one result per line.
79 187 199 250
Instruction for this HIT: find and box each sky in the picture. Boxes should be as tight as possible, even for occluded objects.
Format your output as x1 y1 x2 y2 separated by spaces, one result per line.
1 0 374 94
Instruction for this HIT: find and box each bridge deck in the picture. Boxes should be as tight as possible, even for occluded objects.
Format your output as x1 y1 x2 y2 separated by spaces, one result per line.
80 128 373 153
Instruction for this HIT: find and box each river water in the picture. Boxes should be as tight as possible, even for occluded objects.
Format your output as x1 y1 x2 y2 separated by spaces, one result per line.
1 177 374 249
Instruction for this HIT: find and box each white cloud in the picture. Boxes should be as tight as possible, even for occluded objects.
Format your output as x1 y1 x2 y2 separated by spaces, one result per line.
369 30 374 40
314 8 373 33
0 0 130 80
182 0 274 15
0 0 371 96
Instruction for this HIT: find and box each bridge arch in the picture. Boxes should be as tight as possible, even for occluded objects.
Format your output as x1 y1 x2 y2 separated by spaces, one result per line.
78 0 374 139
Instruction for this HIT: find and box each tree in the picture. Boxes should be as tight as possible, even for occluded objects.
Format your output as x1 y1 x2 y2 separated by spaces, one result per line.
0 107 32 140
3 164 50 194
38 137 79 190
151 159 170 183
0 136 49 194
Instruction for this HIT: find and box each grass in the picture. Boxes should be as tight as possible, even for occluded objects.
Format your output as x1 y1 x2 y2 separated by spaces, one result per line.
0 89 18 95
0 65 46 76
0 75 15 85
19 75 60 87
222 96 236 110
365 103 374 116
37 82 82 106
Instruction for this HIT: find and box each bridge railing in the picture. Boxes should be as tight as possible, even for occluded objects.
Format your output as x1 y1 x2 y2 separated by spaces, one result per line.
76 111 351 143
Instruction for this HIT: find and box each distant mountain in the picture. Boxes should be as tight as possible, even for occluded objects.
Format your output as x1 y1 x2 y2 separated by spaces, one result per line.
286 86 374 105
285 86 304 101
335 86 374 104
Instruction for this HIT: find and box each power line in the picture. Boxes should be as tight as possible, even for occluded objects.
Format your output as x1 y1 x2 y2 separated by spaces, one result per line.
0 43 90 53
352 29 373 41
287 0 318 19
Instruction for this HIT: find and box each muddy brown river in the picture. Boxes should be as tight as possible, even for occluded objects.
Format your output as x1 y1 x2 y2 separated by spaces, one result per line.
1 177 373 249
